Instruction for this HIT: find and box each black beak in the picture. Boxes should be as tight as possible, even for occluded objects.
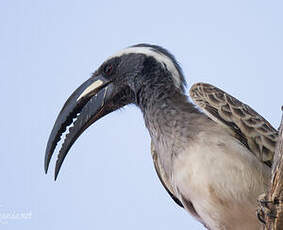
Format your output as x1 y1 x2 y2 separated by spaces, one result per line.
45 74 115 180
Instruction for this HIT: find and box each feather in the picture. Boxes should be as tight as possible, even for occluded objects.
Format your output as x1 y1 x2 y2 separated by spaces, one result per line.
189 82 278 167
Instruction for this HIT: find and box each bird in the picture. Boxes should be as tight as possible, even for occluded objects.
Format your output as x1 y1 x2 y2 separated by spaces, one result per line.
45 44 278 230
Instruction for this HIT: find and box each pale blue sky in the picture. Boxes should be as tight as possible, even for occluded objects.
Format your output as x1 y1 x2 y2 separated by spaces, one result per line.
0 1 282 229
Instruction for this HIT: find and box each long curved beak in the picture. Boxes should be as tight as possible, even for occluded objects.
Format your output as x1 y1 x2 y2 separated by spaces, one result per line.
45 74 114 180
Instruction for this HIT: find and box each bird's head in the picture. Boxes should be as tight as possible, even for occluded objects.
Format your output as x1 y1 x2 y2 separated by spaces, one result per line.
45 44 186 180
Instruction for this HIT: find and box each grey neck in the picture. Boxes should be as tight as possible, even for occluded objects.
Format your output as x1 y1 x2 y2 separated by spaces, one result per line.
135 82 208 178
136 82 202 152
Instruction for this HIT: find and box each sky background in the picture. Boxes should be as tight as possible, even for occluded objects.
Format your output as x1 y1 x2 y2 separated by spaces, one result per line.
0 0 283 229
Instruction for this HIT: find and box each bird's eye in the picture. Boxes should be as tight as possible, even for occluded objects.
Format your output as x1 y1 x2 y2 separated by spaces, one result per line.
104 64 113 75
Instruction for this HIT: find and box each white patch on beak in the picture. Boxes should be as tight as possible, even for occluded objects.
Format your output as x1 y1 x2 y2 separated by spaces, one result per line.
77 79 104 101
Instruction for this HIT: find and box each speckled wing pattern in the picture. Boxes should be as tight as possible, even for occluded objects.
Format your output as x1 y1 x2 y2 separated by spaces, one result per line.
189 82 278 167
151 142 184 208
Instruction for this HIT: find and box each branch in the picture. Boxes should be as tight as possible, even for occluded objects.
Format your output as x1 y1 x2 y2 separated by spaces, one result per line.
264 109 283 230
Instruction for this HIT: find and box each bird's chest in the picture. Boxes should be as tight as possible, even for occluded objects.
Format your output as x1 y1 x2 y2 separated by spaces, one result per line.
170 133 268 230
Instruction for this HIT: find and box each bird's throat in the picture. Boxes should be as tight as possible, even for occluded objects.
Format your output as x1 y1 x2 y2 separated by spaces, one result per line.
137 83 201 146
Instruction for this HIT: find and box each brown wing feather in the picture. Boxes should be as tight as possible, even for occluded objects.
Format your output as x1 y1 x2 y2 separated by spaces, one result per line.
189 82 278 167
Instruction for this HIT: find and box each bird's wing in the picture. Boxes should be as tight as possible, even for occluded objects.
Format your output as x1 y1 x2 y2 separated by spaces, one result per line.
151 142 184 208
189 82 278 167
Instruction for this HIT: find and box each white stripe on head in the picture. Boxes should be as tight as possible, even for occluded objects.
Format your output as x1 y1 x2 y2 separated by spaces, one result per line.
107 46 182 89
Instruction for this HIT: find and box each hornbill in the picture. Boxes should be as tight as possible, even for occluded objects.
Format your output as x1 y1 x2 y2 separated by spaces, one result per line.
45 44 278 229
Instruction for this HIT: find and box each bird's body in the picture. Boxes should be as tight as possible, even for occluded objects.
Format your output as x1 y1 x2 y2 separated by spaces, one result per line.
45 44 277 229
173 131 268 230
142 83 270 229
